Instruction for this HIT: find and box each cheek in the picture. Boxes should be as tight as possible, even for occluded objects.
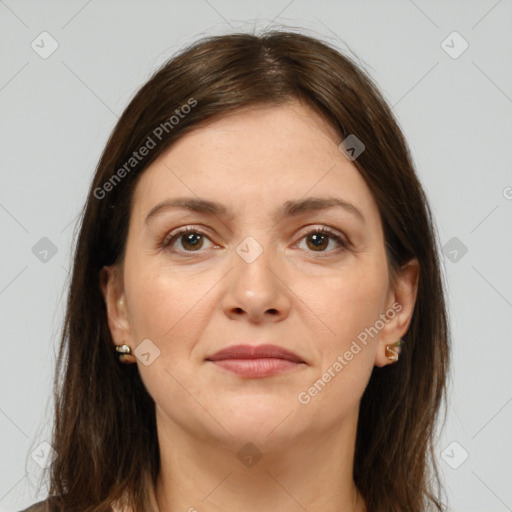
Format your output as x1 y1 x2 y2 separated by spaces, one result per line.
123 250 224 361
302 259 389 349
293 268 386 419
126 269 202 340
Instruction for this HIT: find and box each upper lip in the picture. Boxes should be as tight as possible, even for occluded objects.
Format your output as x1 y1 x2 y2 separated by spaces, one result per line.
206 344 305 363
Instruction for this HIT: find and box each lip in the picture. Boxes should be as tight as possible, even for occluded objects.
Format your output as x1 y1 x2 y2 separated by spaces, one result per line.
206 344 306 378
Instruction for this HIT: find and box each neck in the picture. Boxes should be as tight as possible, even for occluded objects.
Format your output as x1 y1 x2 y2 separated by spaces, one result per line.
152 406 366 512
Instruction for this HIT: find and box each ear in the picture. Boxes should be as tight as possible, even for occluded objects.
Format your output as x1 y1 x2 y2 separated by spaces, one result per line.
374 258 420 368
99 264 131 348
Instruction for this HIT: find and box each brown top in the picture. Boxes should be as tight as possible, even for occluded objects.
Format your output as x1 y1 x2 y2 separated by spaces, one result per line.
17 477 159 512
20 476 159 512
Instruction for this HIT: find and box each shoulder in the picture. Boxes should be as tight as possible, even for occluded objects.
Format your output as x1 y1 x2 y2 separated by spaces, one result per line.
17 499 48 512
18 496 119 512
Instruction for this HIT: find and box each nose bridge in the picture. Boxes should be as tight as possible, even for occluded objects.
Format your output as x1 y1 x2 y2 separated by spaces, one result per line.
234 232 279 287
224 231 290 318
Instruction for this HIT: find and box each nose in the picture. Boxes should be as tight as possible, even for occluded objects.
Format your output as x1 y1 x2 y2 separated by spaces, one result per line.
222 237 292 324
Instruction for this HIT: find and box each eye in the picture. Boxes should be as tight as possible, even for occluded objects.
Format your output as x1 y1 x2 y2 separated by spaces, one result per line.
160 225 348 256
296 226 348 253
161 227 215 254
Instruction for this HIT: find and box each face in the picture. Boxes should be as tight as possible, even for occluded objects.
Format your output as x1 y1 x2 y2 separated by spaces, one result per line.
102 101 418 450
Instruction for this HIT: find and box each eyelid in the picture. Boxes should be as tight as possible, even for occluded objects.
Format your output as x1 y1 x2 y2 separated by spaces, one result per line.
296 224 346 242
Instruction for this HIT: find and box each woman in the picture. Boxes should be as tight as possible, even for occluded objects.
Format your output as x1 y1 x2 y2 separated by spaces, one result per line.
22 29 450 512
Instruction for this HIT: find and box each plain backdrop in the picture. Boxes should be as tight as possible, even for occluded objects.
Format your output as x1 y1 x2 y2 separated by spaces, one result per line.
1 1 511 511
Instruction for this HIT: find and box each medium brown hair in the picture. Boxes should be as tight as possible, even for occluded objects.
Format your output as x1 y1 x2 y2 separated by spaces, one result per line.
33 29 450 512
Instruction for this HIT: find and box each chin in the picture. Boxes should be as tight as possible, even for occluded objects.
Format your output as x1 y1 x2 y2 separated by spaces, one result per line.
212 399 307 448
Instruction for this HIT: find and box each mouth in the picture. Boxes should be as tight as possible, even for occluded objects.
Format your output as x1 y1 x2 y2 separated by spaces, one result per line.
206 344 306 378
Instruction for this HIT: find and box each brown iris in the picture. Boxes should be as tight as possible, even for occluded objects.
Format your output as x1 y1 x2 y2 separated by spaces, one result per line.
306 232 329 251
181 232 204 251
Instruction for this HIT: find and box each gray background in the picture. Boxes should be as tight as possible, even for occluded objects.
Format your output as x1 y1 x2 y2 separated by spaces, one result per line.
1 1 511 511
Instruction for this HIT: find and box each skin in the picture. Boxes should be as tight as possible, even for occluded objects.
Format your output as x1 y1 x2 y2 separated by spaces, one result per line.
101 100 419 512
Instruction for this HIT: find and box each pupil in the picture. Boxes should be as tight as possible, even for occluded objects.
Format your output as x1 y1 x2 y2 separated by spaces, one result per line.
310 233 327 250
185 233 202 249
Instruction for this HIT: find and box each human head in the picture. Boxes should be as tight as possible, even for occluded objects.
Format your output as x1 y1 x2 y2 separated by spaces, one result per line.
45 30 449 512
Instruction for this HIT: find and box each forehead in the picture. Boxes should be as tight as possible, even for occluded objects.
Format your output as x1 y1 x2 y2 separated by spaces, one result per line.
130 102 379 226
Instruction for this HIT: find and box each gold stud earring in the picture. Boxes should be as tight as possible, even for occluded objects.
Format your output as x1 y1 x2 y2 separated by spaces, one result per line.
115 344 136 364
385 339 403 362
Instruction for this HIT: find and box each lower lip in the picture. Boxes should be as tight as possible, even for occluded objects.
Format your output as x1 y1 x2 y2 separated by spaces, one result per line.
208 358 303 378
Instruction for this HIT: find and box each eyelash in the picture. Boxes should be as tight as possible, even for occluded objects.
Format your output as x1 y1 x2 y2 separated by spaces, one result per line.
160 226 348 256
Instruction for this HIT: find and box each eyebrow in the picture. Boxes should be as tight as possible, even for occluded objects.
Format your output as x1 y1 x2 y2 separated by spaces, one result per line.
145 196 365 224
